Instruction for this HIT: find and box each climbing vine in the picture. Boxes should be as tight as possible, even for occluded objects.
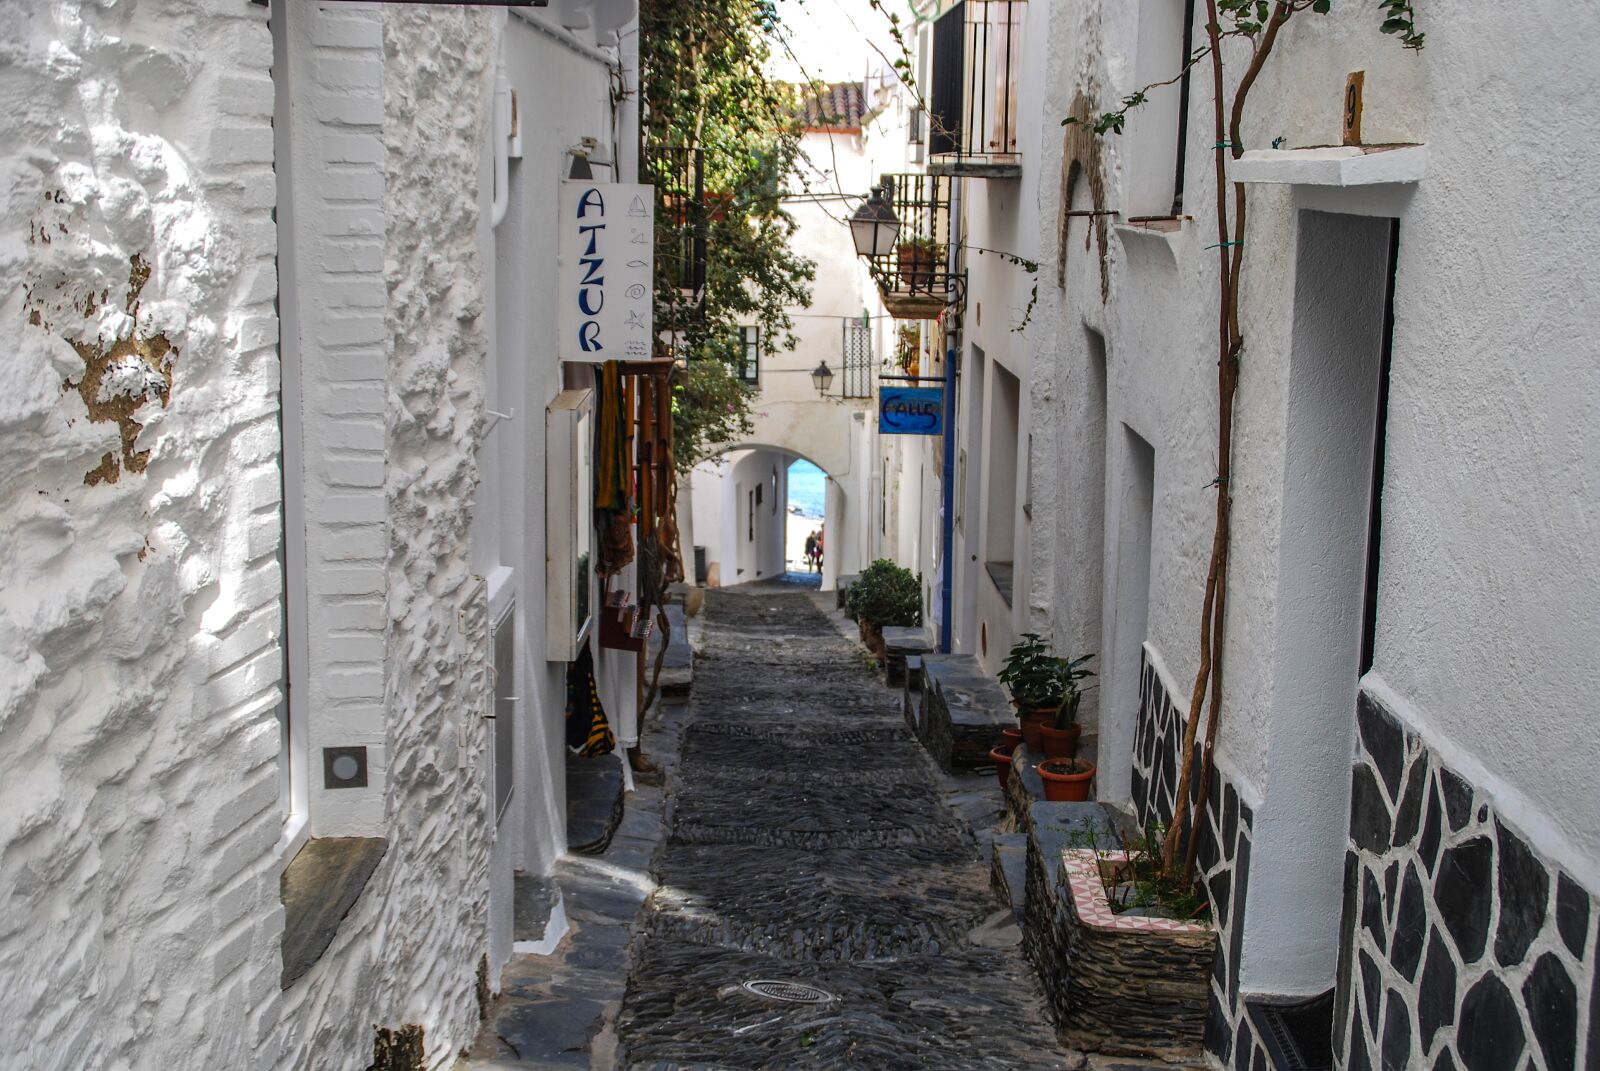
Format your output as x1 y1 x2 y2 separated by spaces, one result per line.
1065 0 1424 880
638 0 816 473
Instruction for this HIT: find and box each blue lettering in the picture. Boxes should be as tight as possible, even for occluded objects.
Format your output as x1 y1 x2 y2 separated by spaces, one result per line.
579 322 603 351
576 188 606 218
578 287 604 316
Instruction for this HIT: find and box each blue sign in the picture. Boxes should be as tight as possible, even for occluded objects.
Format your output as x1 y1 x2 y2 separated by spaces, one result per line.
879 386 944 436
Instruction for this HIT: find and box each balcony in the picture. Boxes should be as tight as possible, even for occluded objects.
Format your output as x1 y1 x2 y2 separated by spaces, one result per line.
866 173 960 320
646 145 708 332
928 0 1023 179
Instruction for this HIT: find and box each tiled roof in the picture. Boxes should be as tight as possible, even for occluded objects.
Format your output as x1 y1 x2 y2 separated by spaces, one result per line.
792 81 868 130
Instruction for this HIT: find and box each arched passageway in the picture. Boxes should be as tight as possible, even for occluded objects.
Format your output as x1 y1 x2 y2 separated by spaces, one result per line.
684 442 859 592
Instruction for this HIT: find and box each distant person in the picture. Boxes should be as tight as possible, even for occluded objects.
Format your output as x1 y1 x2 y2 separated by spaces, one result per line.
816 527 824 572
804 530 819 572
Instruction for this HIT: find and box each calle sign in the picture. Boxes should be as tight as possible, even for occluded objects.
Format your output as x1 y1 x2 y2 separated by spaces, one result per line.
878 386 944 436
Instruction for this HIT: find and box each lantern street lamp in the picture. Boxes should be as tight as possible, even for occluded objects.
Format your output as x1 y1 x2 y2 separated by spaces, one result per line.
811 361 835 396
849 185 901 259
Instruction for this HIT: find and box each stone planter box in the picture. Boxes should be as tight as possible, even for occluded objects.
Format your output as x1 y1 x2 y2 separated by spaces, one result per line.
913 654 1011 772
1052 848 1215 1056
880 625 932 687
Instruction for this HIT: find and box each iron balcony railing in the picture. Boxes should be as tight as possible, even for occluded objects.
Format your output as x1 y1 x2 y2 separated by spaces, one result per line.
645 145 707 331
840 317 873 399
866 172 960 318
928 0 1023 175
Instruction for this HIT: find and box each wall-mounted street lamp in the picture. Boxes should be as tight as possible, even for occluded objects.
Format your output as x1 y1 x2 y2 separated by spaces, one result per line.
811 361 835 396
849 185 901 259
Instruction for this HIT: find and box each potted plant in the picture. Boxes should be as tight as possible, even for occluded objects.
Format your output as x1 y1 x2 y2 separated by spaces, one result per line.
845 559 921 655
989 734 1019 792
998 633 1064 751
894 236 942 288
1037 757 1096 802
1038 653 1095 760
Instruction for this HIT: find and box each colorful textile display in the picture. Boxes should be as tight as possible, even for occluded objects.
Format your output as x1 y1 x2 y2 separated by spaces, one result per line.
594 360 634 576
564 644 615 756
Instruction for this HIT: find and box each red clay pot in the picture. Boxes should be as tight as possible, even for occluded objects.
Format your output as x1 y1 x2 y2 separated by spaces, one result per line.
989 743 1017 792
999 726 1024 750
1037 758 1096 802
1018 708 1055 752
1038 723 1082 761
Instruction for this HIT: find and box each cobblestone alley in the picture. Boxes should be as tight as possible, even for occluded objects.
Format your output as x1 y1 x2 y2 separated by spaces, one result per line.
609 585 1069 1068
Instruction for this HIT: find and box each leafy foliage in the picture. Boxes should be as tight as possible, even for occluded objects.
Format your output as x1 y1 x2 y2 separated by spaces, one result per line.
845 559 922 629
998 633 1095 718
639 0 816 472
1066 819 1210 920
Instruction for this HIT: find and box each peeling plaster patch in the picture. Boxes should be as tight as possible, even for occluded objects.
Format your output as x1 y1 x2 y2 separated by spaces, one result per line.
25 241 178 485
1057 91 1111 302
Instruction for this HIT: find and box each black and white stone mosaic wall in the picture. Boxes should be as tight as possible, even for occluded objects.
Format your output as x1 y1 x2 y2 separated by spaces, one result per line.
1337 691 1600 1071
1131 651 1264 1067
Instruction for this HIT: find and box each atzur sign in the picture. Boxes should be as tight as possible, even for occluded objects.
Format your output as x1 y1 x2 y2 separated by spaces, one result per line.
878 386 944 436
559 181 655 363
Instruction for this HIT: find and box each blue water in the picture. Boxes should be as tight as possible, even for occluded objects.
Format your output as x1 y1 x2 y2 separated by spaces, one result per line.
787 459 826 518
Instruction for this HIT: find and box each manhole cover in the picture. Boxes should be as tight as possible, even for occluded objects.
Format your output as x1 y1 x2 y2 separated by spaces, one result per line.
741 979 835 1005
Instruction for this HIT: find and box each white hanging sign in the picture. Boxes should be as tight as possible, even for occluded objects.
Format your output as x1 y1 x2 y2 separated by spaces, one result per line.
558 181 655 363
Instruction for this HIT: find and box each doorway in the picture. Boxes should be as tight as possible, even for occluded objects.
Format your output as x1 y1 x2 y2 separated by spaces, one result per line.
1245 211 1397 996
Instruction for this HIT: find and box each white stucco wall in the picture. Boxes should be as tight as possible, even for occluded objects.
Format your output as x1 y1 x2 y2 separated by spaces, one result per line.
0 2 529 1066
1023 0 1600 1003
1 1 289 1065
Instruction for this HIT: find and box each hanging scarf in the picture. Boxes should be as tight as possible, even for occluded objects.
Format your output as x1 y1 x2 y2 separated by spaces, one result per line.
594 360 634 576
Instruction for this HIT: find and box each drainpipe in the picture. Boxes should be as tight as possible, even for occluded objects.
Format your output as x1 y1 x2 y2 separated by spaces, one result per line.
938 176 962 654
490 65 512 229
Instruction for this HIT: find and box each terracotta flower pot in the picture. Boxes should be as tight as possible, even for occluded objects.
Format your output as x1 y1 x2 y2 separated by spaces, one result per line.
989 742 1017 792
1037 758 1096 802
1000 726 1024 750
1038 722 1081 761
1018 707 1055 752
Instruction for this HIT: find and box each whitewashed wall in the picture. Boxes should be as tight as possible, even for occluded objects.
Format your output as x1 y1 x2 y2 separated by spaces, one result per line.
1026 1 1600 1065
0 1 514 1067
0 1 288 1066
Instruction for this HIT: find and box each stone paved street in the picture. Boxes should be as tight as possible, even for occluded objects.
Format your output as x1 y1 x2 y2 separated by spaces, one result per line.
614 585 1069 1069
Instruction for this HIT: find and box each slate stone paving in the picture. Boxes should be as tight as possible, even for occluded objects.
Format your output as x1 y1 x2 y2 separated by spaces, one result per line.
615 585 1069 1069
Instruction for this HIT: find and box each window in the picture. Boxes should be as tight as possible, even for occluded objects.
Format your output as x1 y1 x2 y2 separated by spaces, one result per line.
739 325 760 384
1125 0 1193 217
492 601 515 822
747 489 755 541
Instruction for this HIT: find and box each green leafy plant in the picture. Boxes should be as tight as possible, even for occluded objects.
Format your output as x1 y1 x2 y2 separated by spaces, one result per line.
997 633 1065 712
1052 653 1096 729
844 559 922 629
1066 819 1210 921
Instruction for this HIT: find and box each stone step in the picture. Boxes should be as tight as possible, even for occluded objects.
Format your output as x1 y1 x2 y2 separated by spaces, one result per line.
990 833 1029 923
567 751 625 855
512 870 567 953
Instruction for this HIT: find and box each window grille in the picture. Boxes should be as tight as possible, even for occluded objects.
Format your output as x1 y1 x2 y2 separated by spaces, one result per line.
841 317 874 399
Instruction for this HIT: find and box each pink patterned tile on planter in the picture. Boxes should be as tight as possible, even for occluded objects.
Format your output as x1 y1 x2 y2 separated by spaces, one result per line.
1060 849 1213 934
